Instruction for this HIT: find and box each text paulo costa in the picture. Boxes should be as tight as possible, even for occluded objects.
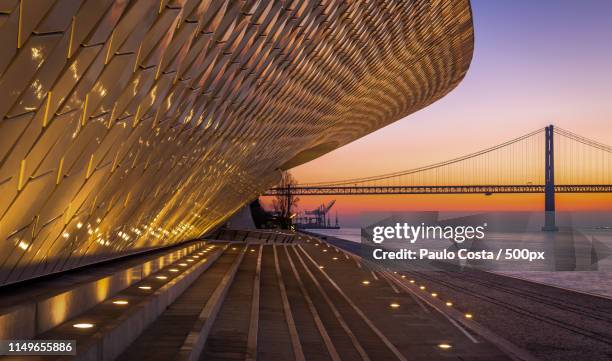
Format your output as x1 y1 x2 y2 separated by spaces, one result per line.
373 248 497 260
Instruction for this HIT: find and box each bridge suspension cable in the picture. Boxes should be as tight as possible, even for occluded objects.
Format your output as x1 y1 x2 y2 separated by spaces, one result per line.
554 127 612 186
263 125 612 196
299 127 546 187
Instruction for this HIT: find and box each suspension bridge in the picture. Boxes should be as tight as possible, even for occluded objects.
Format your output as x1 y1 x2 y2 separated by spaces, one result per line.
264 125 612 230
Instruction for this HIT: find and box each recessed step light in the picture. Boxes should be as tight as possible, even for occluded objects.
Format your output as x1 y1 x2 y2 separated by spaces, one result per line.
73 323 94 329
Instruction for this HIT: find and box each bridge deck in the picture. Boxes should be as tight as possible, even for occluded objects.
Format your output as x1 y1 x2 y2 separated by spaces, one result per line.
264 184 612 195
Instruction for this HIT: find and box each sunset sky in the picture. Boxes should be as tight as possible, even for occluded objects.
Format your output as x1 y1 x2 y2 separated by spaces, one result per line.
273 0 612 225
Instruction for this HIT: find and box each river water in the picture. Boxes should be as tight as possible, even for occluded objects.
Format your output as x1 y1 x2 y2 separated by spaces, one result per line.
307 228 361 243
308 227 612 299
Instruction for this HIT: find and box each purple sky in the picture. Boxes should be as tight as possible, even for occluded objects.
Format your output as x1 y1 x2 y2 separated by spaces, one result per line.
284 0 612 224
293 0 612 183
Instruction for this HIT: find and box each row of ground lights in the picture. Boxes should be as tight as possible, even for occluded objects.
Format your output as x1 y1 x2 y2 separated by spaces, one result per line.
312 243 455 352
232 246 257 253
72 245 215 330
306 237 458 351
400 274 472 318
351 270 458 351
398 272 473 350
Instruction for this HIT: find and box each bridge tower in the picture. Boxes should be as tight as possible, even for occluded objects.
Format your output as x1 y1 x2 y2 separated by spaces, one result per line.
542 124 558 231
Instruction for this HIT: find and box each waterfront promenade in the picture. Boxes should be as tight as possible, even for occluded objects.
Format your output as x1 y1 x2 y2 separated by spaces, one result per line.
3 230 612 360
0 231 511 361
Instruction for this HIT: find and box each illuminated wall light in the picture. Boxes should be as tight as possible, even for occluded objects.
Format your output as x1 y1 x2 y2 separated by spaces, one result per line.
76 222 83 229
318 266 324 269
419 286 426 290
155 275 168 280
62 232 70 239
431 293 438 297
362 280 370 285
465 313 473 319
401 275 406 279
169 269 179 273
186 259 194 262
18 241 29 251
332 257 338 260
112 300 129 305
438 343 452 350
138 286 152 290
322 249 327 252
445 302 453 307
179 263 187 267
73 323 94 329
389 303 400 309
409 280 415 284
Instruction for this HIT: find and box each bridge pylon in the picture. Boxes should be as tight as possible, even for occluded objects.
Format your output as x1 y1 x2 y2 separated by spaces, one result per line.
542 124 558 231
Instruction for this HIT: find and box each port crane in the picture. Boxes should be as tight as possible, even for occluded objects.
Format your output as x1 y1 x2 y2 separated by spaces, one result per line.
296 200 339 229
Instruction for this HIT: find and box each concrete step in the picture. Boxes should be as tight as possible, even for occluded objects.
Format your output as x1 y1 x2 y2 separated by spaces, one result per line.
0 241 207 340
284 245 366 361
115 245 244 361
255 245 296 361
296 244 401 361
277 245 333 361
199 245 260 361
1 244 223 361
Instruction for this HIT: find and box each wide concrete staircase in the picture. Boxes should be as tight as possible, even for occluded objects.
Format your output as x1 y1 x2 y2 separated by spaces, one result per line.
1 232 511 361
